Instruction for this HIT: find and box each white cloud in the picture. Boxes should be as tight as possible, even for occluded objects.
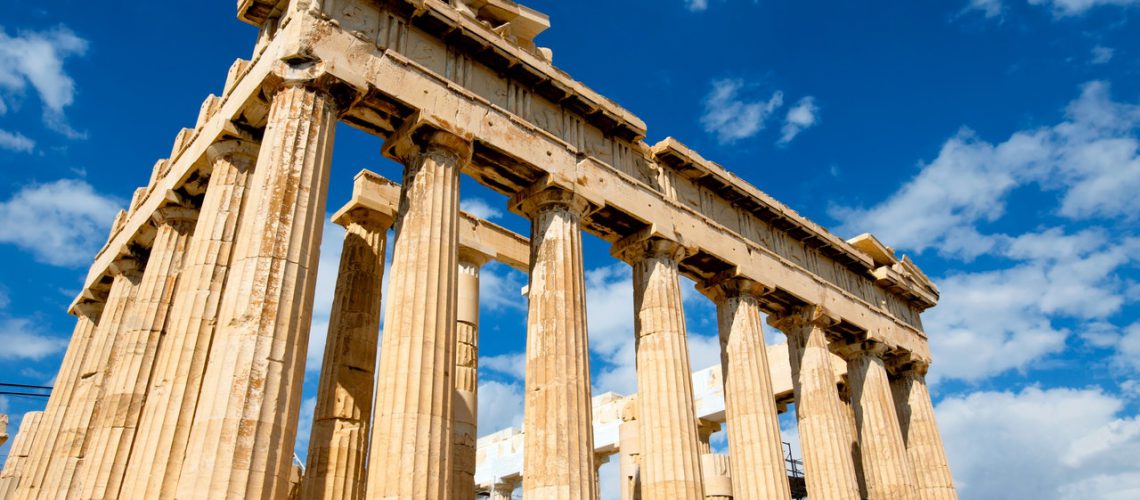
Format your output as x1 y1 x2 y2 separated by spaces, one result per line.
685 0 710 11
700 79 784 144
0 129 34 152
293 396 317 458
832 81 1140 259
1091 46 1115 65
1028 0 1140 16
0 179 121 267
477 380 524 436
480 352 526 380
479 262 527 313
779 97 820 145
0 25 89 137
937 386 1140 499
0 317 67 361
966 0 1006 17
1113 322 1140 372
460 198 504 221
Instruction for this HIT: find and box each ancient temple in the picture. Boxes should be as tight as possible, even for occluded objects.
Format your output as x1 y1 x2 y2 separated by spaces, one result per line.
1 1 955 499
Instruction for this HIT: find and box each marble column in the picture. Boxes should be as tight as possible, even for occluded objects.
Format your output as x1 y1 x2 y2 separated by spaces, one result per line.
594 453 611 500
51 259 142 500
613 237 703 500
15 300 103 498
619 404 642 500
514 187 597 500
0 412 43 497
75 205 197 500
453 249 491 500
891 365 957 500
120 140 259 500
367 128 471 500
177 81 338 500
302 207 392 500
702 277 791 500
770 306 860 500
840 342 918 500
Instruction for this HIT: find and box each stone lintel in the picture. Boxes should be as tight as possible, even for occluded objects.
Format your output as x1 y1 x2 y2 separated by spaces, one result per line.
381 112 474 165
337 169 530 272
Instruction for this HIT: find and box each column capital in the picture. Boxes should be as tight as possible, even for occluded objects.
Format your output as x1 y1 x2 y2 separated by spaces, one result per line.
610 228 692 265
696 418 722 442
889 357 931 378
152 205 200 230
71 300 106 320
767 304 839 333
696 270 771 304
509 183 594 219
458 246 493 269
267 62 363 114
382 112 474 166
834 340 891 363
332 206 394 233
206 139 259 169
108 256 142 279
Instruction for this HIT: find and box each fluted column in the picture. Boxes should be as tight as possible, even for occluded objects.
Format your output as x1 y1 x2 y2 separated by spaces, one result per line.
453 249 491 500
302 207 392 500
48 259 142 500
15 300 103 497
695 419 720 455
120 140 259 500
177 81 339 500
892 365 957 500
513 186 597 500
839 342 918 500
74 205 197 500
613 236 703 500
701 277 791 500
367 128 471 500
0 412 43 497
619 402 642 500
769 306 860 500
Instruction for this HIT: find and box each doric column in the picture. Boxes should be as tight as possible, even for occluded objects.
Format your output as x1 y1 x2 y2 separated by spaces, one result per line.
74 205 197 500
15 300 103 497
891 365 957 500
838 342 918 500
699 454 732 500
120 140 259 500
491 477 520 500
0 412 43 497
367 126 471 500
594 453 611 500
177 80 339 500
453 249 491 500
512 185 597 500
769 306 861 500
302 206 392 500
700 277 791 500
619 401 642 500
696 419 720 455
50 259 143 500
612 236 704 500
839 384 868 498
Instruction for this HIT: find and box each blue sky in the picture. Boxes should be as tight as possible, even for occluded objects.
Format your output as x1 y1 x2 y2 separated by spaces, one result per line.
2 0 1139 498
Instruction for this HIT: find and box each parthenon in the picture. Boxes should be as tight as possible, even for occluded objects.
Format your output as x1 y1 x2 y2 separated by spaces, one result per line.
0 0 956 499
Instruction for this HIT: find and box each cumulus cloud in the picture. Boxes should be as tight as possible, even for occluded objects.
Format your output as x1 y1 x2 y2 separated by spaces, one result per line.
700 79 784 144
779 97 820 145
832 81 1140 259
0 129 34 152
0 179 121 267
937 386 1140 499
477 380 525 436
0 25 89 137
459 198 504 221
1028 0 1140 16
0 317 68 361
480 352 526 380
1091 46 1115 65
